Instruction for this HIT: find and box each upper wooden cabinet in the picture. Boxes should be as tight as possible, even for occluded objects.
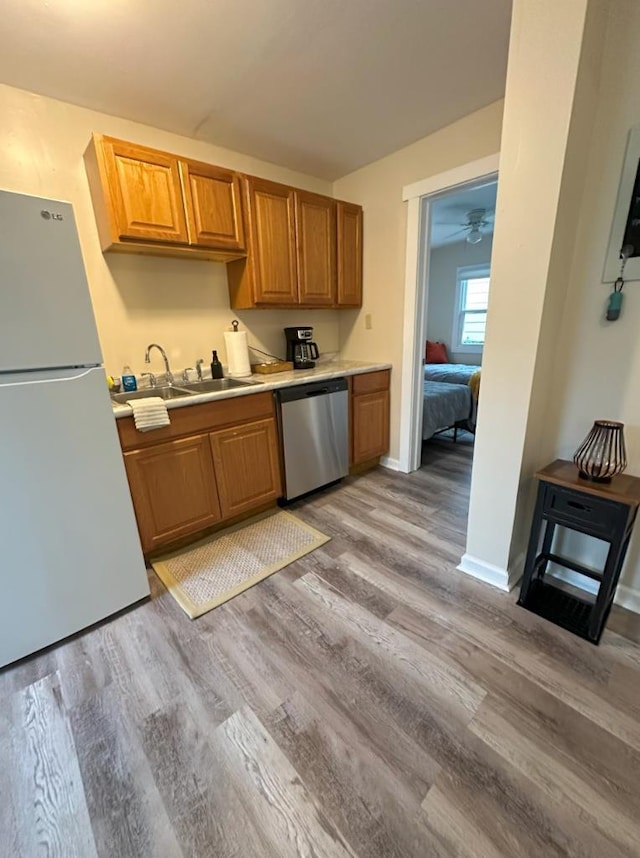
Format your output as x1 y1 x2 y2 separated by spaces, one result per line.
85 133 363 305
296 191 337 307
337 201 363 307
84 134 246 261
93 136 189 245
228 177 298 306
179 159 245 252
228 179 361 309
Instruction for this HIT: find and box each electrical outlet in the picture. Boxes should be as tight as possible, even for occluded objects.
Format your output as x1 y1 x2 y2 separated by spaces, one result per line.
365 313 372 330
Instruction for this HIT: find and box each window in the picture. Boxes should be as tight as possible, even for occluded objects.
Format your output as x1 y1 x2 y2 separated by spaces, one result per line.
452 264 490 353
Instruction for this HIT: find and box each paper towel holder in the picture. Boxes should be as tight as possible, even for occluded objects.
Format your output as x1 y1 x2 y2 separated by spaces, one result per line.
224 319 252 378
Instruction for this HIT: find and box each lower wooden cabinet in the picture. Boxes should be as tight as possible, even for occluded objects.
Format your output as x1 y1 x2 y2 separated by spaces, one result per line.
351 370 391 466
209 418 281 518
118 393 282 553
124 433 222 552
118 377 388 554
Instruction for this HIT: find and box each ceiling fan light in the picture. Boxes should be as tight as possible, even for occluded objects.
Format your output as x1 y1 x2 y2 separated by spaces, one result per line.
467 227 483 245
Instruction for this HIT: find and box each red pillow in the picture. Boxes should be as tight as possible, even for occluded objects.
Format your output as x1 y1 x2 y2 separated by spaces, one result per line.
425 341 448 364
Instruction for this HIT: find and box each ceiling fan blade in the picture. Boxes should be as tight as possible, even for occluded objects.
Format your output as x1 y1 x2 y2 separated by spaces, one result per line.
441 227 469 239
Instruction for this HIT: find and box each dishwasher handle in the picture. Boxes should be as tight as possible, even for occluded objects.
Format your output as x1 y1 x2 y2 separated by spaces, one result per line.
276 376 348 403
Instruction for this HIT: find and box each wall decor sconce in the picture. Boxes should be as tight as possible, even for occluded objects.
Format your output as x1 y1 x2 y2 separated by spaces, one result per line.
573 420 627 483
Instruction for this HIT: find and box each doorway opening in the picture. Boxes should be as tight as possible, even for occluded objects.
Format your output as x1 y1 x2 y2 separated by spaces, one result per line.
397 154 499 474
420 178 497 475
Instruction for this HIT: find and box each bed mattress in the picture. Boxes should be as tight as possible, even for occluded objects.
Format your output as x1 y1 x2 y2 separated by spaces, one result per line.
422 380 472 440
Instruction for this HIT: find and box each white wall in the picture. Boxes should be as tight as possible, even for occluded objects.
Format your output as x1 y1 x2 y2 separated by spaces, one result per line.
0 83 339 377
426 236 494 365
464 0 601 584
333 100 504 461
546 0 640 601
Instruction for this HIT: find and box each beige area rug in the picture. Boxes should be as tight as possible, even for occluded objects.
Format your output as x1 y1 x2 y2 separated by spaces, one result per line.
151 511 330 619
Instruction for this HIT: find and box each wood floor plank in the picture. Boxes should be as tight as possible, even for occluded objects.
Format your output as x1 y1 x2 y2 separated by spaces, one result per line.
389 604 640 820
469 698 640 856
263 691 438 858
421 784 510 858
0 721 21 858
419 746 628 858
242 580 443 802
70 688 184 858
389 594 640 751
9 673 97 858
140 700 268 858
295 570 487 723
334 547 640 749
212 706 358 858
54 628 112 710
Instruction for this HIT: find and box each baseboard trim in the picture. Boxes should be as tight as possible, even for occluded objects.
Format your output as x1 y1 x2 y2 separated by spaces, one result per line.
615 584 640 614
380 455 402 472
457 553 512 592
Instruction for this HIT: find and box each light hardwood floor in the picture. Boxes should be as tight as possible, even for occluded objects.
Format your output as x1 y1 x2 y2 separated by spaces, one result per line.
2 439 640 857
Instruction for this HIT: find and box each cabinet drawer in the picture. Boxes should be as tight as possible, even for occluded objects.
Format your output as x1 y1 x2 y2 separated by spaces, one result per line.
117 391 275 450
542 484 622 537
351 369 390 395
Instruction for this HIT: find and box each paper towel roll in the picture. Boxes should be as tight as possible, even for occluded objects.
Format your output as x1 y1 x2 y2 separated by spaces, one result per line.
224 330 252 377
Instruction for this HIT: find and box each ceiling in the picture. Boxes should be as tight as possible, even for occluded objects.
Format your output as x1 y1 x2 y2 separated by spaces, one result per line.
0 0 511 180
430 181 498 248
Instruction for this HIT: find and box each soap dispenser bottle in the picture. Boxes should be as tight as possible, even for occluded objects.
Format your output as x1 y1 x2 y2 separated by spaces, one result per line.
210 350 224 379
122 365 137 392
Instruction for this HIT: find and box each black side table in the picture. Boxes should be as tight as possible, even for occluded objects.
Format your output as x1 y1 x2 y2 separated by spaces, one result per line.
518 459 640 644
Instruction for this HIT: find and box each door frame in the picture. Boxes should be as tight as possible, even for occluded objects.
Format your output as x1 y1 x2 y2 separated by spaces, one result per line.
397 153 500 473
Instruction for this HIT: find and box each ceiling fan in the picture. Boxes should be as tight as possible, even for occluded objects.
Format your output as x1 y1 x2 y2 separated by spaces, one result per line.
442 208 493 244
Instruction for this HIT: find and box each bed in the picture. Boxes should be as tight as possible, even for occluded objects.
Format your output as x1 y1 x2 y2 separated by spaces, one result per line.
424 363 479 385
422 381 473 441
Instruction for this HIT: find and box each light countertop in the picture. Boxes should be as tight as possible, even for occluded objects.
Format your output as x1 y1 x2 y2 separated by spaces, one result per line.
112 360 391 419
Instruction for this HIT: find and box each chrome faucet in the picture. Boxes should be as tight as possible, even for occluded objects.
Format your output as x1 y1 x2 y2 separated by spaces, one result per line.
195 358 205 381
144 343 174 385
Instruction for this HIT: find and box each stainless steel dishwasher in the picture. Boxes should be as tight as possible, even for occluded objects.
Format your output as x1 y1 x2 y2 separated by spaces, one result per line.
276 377 349 500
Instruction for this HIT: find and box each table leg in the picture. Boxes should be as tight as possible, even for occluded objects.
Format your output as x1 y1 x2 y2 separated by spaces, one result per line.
518 483 546 605
588 523 631 641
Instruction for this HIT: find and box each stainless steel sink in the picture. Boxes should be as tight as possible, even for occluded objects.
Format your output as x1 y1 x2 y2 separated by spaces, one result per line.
110 386 193 404
179 378 259 393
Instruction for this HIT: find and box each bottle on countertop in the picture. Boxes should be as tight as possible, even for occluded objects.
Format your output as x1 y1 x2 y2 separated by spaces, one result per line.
210 350 224 379
121 365 137 392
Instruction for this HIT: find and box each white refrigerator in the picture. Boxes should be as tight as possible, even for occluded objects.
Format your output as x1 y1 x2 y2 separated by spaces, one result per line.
0 190 149 669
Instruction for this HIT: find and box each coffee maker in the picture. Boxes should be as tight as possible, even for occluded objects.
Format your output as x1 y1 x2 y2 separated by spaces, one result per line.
284 327 319 370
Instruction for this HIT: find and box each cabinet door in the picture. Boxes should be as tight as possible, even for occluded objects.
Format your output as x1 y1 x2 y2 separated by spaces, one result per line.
101 138 189 244
295 191 336 306
209 419 281 519
124 434 221 552
246 177 298 304
351 390 390 465
179 159 245 251
337 201 363 307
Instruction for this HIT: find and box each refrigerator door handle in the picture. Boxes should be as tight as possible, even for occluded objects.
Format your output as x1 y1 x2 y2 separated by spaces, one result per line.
0 367 97 387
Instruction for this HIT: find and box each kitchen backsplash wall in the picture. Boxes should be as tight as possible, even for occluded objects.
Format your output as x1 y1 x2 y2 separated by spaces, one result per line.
107 252 340 375
0 83 340 376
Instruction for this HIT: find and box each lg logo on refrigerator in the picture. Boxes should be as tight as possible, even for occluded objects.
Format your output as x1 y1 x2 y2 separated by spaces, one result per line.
40 209 64 221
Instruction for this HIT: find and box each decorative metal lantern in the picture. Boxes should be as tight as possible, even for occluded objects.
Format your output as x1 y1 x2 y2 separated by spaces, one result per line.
573 420 627 483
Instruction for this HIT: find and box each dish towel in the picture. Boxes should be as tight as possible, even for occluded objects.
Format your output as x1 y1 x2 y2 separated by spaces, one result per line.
128 397 171 432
